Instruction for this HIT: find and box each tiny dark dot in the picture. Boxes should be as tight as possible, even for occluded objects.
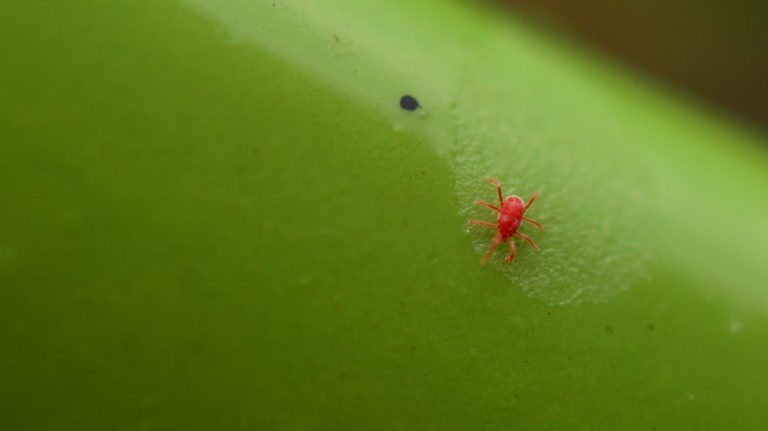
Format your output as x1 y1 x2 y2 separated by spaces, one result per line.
605 326 613 333
648 323 655 330
400 95 420 111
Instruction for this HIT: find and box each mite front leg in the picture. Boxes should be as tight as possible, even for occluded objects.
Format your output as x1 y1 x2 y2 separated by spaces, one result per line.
525 192 539 210
505 238 517 263
485 178 504 207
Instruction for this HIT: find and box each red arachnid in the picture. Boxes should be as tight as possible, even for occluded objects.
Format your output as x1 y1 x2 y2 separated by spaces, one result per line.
469 178 543 264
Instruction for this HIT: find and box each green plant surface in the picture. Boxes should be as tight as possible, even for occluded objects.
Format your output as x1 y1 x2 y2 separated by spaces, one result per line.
1 0 768 430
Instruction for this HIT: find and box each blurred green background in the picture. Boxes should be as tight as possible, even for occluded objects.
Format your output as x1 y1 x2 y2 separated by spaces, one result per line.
1 1 767 430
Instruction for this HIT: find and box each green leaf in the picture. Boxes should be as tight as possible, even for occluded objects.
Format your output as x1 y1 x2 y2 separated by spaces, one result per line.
1 0 767 429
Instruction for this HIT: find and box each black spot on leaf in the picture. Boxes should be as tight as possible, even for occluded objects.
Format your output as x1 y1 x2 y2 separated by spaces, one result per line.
400 95 420 111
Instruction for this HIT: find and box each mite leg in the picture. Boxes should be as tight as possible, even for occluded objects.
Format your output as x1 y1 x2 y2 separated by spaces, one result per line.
485 178 504 207
514 232 539 250
482 234 504 265
505 238 517 263
525 192 539 210
522 216 544 231
474 200 500 212
468 220 498 229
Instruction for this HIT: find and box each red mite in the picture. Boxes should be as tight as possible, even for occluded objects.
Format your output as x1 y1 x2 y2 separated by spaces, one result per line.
468 178 543 264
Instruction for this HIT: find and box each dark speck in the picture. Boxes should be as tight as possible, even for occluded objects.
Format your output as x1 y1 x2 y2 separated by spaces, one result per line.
400 95 420 111
605 326 613 333
648 323 655 330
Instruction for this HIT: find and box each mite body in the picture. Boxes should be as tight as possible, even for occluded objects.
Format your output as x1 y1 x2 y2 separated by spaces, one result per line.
469 178 543 264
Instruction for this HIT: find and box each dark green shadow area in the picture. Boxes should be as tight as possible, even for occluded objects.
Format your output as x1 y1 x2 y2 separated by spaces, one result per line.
1 1 767 430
